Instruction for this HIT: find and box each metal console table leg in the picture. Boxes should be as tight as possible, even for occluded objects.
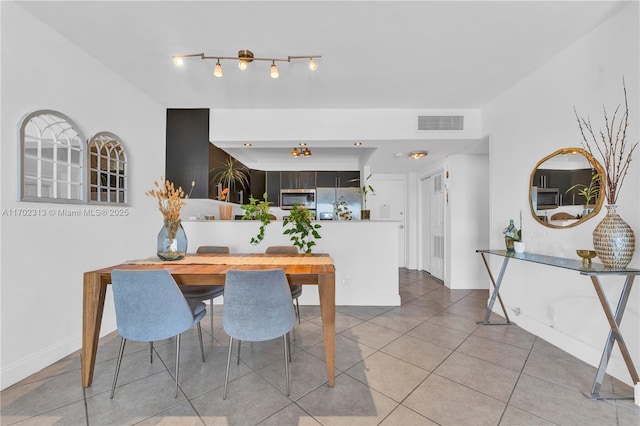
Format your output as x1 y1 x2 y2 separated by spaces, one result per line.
479 253 513 325
585 275 638 400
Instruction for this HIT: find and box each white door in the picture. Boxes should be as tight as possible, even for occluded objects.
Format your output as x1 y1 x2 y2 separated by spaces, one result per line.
423 172 444 280
368 176 406 267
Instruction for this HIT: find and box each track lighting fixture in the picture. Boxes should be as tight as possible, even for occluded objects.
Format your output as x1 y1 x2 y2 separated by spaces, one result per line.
172 50 321 79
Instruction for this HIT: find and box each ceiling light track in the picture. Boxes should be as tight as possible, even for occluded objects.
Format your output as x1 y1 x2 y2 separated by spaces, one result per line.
173 50 321 78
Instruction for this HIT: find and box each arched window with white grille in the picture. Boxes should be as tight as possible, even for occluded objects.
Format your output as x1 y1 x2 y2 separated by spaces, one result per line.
88 132 128 204
20 110 84 202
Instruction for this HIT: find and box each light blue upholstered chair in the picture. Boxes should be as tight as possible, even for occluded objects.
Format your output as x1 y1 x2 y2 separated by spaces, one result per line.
110 269 206 398
222 269 296 399
180 246 229 338
265 245 302 324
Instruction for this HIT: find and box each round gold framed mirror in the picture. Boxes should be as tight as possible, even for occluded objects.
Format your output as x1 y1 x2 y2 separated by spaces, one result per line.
529 147 605 229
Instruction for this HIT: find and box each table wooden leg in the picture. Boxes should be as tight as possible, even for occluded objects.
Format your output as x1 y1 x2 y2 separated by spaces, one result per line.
318 272 336 387
82 272 107 387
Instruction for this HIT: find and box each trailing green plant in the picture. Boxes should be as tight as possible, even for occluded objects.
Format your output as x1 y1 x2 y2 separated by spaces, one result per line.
283 203 322 253
565 173 600 208
210 157 249 202
349 173 375 210
241 193 272 245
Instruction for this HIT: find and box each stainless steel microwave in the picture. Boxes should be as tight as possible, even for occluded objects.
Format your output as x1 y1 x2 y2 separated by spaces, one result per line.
280 189 316 210
535 187 559 210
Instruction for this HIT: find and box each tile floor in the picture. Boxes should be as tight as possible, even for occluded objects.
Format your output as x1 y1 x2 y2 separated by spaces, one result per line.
2 268 638 425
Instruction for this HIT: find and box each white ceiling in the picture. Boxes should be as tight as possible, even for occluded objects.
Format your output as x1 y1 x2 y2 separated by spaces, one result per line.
16 0 627 173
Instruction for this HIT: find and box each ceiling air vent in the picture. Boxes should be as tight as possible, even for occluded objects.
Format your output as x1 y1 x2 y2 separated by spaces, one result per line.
417 115 464 131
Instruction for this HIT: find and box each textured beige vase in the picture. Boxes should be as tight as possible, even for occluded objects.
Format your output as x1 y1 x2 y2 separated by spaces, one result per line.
592 205 635 268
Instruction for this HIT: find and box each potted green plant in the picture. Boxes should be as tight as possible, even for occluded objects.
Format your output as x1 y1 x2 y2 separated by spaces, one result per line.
241 193 272 245
565 173 600 216
349 174 375 220
210 157 249 219
283 203 322 253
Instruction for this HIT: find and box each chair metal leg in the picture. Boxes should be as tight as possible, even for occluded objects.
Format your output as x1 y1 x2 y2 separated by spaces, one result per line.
150 341 153 363
283 334 290 396
110 337 127 399
209 298 214 340
287 332 292 363
237 339 241 365
174 334 181 398
197 322 205 363
223 337 234 400
294 298 301 324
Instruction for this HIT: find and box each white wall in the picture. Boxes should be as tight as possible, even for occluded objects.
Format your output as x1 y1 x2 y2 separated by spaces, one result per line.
483 3 639 385
1 3 166 389
182 220 401 306
446 154 490 289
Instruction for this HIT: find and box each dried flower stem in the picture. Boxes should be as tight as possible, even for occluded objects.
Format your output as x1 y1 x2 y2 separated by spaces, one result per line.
146 177 189 239
575 79 638 205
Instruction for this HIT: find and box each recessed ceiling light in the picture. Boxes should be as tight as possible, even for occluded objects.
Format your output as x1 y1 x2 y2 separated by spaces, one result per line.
393 152 404 158
409 151 428 159
354 141 362 146
299 142 307 146
243 143 252 147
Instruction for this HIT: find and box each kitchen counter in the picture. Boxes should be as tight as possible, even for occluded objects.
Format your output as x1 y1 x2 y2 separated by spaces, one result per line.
182 220 401 306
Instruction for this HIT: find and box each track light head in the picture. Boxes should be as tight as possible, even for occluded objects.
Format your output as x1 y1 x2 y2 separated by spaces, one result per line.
173 56 184 66
213 60 223 77
309 58 318 71
270 61 279 79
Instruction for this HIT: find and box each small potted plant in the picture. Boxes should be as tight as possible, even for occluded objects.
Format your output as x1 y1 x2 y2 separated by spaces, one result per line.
503 218 522 253
241 193 272 245
565 173 600 216
210 157 249 219
283 203 322 253
349 174 375 220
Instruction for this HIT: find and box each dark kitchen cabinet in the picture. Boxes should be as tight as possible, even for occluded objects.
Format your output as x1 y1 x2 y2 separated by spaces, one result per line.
281 171 316 189
266 171 281 206
249 170 266 200
533 168 596 206
166 108 210 198
316 171 360 187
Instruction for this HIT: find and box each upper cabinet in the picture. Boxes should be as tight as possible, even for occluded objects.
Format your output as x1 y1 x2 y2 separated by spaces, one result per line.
281 171 316 189
316 171 359 187
166 108 210 199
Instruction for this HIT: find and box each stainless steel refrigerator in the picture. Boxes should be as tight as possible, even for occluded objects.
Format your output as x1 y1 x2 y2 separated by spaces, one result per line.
316 187 362 220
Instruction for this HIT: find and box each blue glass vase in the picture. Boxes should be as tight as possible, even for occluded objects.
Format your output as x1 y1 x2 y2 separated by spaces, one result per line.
157 219 187 261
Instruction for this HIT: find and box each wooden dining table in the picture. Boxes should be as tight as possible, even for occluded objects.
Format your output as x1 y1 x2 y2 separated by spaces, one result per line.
81 253 336 388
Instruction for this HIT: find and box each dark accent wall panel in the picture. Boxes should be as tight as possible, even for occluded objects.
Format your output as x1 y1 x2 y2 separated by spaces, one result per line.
166 108 210 198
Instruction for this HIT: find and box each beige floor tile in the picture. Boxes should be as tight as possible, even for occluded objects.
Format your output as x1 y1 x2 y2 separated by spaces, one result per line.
310 311 364 333
434 351 520 402
7 399 88 426
404 374 506 426
380 334 452 372
136 402 205 425
473 322 536 350
257 350 329 401
379 405 438 425
457 335 530 372
498 405 556 425
305 334 376 373
407 322 470 350
509 374 617 426
340 322 403 350
296 373 398 426
367 308 430 333
257 403 322 425
336 305 391 321
426 312 481 334
345 351 430 402
190 373 292 425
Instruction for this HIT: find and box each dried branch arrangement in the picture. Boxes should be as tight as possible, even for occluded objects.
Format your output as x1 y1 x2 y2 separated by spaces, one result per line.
575 79 638 205
146 177 192 222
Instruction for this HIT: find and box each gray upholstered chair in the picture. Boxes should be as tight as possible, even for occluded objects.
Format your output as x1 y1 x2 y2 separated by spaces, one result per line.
180 246 229 338
265 245 302 323
222 269 296 399
110 269 206 398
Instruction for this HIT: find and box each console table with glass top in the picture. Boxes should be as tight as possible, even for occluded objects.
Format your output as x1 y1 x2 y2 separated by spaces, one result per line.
476 249 639 400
